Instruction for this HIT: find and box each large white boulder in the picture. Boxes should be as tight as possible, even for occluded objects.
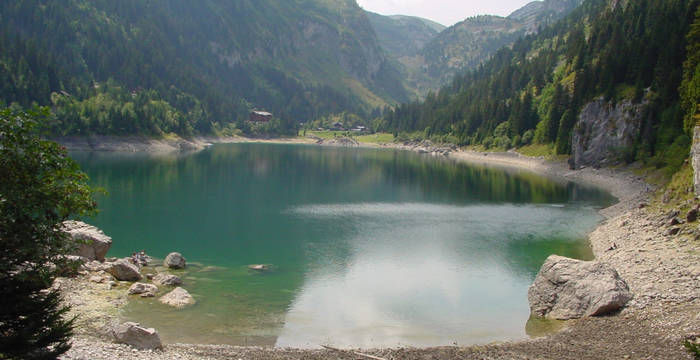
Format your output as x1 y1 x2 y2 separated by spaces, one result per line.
105 259 142 281
528 255 632 319
62 221 112 261
159 287 195 308
111 322 162 350
163 252 186 269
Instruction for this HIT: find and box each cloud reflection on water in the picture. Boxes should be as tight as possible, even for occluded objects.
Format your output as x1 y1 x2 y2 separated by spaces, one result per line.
277 202 600 348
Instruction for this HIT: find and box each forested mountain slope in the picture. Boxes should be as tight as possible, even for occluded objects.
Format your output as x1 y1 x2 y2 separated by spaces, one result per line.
383 0 700 173
394 0 584 96
0 0 407 136
365 12 445 59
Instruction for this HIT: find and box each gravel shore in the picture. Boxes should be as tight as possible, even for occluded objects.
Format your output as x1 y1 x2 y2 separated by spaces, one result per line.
58 143 700 360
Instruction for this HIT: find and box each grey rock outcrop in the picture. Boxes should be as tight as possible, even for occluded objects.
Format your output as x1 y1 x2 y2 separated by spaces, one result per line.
570 97 646 169
111 322 162 350
528 255 632 319
62 221 112 262
106 259 142 281
691 126 700 195
159 287 195 308
316 137 359 147
128 283 159 297
163 252 186 269
152 273 183 286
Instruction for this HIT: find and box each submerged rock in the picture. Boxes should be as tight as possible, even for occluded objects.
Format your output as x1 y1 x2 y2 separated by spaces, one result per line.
528 255 632 319
62 221 112 262
164 252 186 269
111 322 162 350
106 259 142 282
248 264 270 271
152 273 183 286
159 287 195 308
128 282 159 297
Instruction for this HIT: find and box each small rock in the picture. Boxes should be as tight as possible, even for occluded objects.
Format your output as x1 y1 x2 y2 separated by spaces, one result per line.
667 227 681 236
106 281 117 289
83 260 109 272
163 252 186 269
111 322 163 350
670 217 682 226
159 287 195 308
152 273 183 286
248 264 270 271
128 283 159 297
687 208 698 223
89 275 105 283
106 259 142 281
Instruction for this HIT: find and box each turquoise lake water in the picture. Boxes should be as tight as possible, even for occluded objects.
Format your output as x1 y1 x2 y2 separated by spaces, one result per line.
71 143 615 348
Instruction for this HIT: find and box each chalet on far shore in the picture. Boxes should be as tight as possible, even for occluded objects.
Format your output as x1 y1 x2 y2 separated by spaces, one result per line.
249 110 273 122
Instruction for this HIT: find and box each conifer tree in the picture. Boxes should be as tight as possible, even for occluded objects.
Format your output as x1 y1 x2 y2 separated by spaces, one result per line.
0 106 96 359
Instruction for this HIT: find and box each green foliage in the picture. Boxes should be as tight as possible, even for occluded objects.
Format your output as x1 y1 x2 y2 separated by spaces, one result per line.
684 338 700 359
682 7 700 133
555 110 575 154
0 0 407 137
381 0 700 169
0 106 97 359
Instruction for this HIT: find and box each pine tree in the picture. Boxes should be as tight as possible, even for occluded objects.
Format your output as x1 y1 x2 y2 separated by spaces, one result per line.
0 106 96 360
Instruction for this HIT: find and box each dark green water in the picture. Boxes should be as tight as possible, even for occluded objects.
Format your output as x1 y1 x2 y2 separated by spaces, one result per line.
72 143 614 348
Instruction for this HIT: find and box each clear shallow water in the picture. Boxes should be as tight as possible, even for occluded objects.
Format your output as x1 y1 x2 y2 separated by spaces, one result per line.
72 143 615 348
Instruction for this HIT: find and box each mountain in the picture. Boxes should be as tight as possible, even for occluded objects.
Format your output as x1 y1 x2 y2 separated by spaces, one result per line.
365 12 446 59
508 0 585 32
0 0 407 136
391 0 584 96
383 0 699 173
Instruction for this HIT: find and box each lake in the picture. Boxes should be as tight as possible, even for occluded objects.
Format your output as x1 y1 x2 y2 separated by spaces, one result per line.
72 143 615 348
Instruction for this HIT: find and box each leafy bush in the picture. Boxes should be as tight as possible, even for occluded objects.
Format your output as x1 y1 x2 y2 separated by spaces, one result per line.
0 106 97 359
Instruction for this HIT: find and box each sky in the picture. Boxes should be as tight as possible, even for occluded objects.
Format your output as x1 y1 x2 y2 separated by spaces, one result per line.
356 0 536 27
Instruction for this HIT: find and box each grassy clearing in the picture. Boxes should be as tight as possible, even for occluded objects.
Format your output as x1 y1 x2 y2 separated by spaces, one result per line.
517 144 556 158
303 131 395 144
355 133 394 144
652 163 695 210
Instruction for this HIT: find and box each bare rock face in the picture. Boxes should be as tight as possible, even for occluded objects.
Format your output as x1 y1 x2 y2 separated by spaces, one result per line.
691 126 700 195
528 255 632 319
159 287 195 308
111 322 162 350
152 273 183 286
128 283 159 297
62 221 112 262
106 259 142 281
570 97 646 170
163 252 186 269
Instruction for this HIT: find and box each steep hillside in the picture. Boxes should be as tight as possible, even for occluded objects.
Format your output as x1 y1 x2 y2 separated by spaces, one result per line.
508 0 584 32
0 0 407 136
383 0 699 174
397 0 584 96
365 12 446 59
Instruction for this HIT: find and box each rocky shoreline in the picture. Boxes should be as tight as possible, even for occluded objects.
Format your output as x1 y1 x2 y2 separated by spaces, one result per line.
58 139 700 359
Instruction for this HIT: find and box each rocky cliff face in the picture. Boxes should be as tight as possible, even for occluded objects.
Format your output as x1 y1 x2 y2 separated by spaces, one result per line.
508 0 584 33
691 126 700 195
570 98 647 169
